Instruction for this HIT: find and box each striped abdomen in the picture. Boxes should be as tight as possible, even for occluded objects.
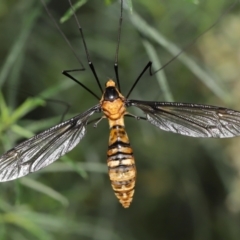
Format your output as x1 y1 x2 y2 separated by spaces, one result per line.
107 125 136 208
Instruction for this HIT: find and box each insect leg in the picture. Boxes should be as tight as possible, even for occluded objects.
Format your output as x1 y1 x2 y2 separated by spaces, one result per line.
114 0 124 92
125 113 147 121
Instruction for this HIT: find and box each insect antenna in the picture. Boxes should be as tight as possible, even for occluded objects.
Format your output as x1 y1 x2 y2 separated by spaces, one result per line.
40 0 100 100
114 0 124 92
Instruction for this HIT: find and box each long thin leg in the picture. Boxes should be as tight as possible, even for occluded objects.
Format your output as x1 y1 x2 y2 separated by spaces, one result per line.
62 70 100 100
114 0 124 91
126 61 154 98
40 0 101 99
68 0 103 93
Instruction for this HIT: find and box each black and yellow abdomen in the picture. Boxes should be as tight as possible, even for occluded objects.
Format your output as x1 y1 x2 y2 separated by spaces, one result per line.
107 125 136 208
101 79 136 208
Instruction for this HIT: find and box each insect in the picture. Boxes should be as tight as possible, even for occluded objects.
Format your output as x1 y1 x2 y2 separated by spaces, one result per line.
0 0 239 208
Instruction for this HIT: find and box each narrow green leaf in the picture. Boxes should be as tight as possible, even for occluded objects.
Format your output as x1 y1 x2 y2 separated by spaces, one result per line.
142 39 174 102
10 98 45 124
7 52 25 109
20 178 69 206
185 0 200 4
3 212 52 240
9 231 29 240
0 92 9 124
104 0 114 5
39 162 107 174
11 124 34 139
38 79 74 99
62 155 88 179
0 198 14 212
126 0 133 13
0 5 42 87
60 0 88 23
22 116 66 134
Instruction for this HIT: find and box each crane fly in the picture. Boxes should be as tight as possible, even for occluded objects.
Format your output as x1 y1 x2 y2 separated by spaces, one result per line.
1 0 239 208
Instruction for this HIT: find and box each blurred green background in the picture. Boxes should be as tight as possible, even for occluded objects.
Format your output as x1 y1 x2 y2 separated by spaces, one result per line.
1 0 240 239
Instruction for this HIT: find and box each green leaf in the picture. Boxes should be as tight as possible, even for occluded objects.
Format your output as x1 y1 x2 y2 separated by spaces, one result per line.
62 155 88 179
40 162 107 174
3 212 52 240
20 178 69 206
125 0 133 13
0 92 9 124
141 39 174 102
11 124 34 139
10 98 45 125
60 0 88 23
0 4 42 87
185 0 200 4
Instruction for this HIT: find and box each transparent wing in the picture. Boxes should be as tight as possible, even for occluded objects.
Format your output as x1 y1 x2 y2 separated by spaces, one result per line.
128 100 240 138
0 104 100 182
